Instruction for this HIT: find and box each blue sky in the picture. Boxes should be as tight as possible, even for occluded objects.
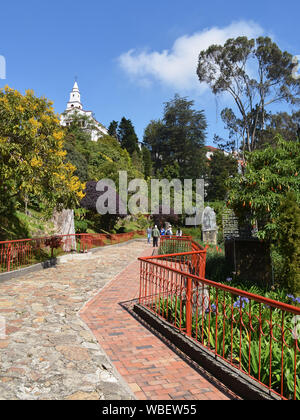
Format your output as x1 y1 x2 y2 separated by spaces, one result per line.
0 0 299 145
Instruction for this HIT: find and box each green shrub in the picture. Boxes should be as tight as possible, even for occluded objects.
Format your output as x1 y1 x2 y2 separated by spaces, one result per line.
274 192 300 296
205 250 232 282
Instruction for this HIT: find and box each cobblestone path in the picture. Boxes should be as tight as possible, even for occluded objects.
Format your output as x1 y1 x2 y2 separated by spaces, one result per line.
0 239 236 400
0 240 148 400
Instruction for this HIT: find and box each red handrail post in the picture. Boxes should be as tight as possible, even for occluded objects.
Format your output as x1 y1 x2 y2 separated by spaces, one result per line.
7 244 11 272
186 276 192 337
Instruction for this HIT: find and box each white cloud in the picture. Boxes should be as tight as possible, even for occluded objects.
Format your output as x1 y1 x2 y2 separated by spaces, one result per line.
118 21 264 92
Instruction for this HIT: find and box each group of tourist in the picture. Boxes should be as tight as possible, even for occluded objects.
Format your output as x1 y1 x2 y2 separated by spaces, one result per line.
146 225 183 247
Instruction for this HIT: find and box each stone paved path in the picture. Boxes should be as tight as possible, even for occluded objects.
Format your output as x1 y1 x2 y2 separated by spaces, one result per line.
0 240 148 400
0 239 237 400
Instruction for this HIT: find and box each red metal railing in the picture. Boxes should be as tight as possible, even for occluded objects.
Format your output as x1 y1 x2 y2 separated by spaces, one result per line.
159 235 208 254
0 231 145 273
139 237 300 400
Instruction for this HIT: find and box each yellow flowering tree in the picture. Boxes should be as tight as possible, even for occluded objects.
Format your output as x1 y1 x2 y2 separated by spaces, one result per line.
0 86 85 218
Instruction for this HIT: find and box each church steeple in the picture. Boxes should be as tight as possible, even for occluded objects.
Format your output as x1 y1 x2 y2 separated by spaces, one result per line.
60 79 108 140
66 80 83 110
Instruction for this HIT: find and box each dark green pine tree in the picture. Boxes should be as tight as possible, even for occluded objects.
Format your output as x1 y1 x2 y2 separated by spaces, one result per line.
143 119 166 176
163 94 207 180
118 117 140 155
141 146 152 178
206 150 238 201
108 120 119 140
143 95 207 180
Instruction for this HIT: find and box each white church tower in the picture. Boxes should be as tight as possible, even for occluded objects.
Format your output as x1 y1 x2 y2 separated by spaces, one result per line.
60 81 108 141
66 81 83 110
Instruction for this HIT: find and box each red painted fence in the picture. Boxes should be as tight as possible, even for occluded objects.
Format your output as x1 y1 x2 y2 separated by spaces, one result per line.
139 236 300 400
0 231 145 273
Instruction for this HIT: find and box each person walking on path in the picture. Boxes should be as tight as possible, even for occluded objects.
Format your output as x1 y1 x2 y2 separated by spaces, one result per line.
146 227 152 244
152 225 160 248
160 227 165 236
176 228 182 237
166 225 173 236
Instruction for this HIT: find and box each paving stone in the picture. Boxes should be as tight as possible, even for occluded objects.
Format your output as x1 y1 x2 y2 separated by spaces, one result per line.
55 345 91 362
0 341 9 349
47 334 78 345
65 391 100 400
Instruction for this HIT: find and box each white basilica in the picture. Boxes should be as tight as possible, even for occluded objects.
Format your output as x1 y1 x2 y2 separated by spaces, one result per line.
60 81 108 141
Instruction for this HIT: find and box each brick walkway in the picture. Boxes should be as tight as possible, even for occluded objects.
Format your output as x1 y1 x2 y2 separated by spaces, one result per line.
80 246 236 400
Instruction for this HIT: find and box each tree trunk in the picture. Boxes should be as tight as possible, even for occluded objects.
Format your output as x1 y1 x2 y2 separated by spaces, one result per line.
52 209 76 252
